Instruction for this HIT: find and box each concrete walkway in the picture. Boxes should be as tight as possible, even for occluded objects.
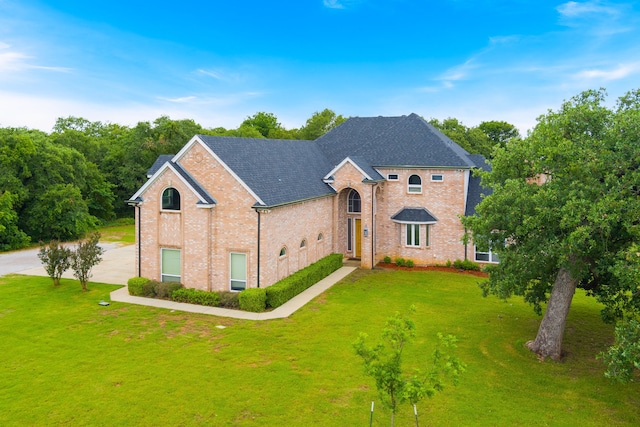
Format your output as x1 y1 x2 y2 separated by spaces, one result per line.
9 242 357 320
110 266 357 320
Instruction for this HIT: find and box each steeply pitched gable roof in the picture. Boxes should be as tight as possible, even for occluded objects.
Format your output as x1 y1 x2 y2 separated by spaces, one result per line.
316 113 478 169
197 135 336 208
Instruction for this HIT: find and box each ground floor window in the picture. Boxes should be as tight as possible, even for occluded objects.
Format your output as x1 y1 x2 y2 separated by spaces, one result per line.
406 224 420 246
475 246 500 263
230 252 247 291
161 248 181 282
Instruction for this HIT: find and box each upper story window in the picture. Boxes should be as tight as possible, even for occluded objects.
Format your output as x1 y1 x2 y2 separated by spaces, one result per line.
348 189 361 213
408 175 422 193
162 187 181 210
300 239 307 248
431 174 444 182
317 233 323 241
279 247 287 257
387 174 399 181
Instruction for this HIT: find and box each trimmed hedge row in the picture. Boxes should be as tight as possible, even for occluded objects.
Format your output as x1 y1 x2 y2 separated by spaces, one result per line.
238 288 267 312
125 252 343 312
172 288 220 306
127 277 183 298
266 253 343 309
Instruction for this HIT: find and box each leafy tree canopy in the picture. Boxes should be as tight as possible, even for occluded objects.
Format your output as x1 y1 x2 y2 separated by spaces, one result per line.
463 89 640 366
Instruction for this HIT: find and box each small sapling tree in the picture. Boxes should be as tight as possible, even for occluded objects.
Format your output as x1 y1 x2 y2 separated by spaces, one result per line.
353 306 465 426
70 232 104 291
37 240 72 286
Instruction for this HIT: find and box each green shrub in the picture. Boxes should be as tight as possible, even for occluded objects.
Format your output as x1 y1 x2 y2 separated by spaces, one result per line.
127 277 150 296
142 280 158 297
395 258 406 267
171 288 220 306
266 253 343 308
383 256 391 264
239 288 267 312
405 259 414 268
154 281 183 299
218 291 240 309
445 259 452 268
453 259 481 271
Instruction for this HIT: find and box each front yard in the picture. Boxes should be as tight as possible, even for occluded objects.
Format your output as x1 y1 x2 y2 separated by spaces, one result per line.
0 269 637 426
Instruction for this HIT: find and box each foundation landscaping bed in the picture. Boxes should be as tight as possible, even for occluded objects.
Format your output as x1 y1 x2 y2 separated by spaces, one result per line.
127 253 344 312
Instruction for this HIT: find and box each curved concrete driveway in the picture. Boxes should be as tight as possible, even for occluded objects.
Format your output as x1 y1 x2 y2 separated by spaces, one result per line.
1 243 135 285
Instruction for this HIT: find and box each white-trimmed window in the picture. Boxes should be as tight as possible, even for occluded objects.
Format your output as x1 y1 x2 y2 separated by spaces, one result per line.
300 239 307 248
230 253 247 291
406 224 420 246
279 247 287 257
317 233 323 241
161 248 181 282
162 187 181 210
431 174 444 182
387 174 399 181
408 175 422 193
348 189 361 213
475 247 500 263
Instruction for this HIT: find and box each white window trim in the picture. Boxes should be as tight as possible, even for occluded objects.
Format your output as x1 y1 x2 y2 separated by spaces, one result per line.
160 248 181 282
230 252 247 291
161 187 181 212
474 247 500 263
431 174 444 182
387 174 399 181
407 175 422 194
406 224 420 247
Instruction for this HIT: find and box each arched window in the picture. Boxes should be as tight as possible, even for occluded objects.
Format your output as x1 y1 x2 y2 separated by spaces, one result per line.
348 189 361 213
408 175 422 193
279 247 287 257
162 188 181 210
317 233 323 241
300 239 307 248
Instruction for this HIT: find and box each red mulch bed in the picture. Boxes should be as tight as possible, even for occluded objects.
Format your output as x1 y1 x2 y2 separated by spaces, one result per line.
375 262 488 278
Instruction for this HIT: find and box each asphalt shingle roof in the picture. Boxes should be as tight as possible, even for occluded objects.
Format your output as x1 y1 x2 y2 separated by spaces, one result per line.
391 207 438 223
197 135 335 207
316 113 478 169
465 154 492 216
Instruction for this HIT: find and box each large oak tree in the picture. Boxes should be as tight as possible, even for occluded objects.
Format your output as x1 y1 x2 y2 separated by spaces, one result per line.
463 89 640 362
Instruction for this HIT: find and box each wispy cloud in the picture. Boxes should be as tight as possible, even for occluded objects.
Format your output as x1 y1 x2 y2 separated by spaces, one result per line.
0 43 71 73
157 96 197 103
556 1 632 35
557 1 620 18
195 68 242 83
573 62 640 81
323 0 362 9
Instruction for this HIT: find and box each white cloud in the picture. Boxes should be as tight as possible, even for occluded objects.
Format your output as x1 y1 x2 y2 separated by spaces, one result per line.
323 0 362 9
157 96 198 103
574 62 640 81
557 1 619 18
195 68 243 83
0 43 72 73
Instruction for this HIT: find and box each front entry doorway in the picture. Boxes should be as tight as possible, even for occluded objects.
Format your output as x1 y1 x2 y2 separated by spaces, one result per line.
355 218 362 258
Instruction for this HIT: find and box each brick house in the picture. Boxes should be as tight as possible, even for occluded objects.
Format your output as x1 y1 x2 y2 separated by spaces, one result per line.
128 113 492 291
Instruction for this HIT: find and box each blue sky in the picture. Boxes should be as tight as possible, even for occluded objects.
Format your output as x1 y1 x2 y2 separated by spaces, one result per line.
1 0 639 134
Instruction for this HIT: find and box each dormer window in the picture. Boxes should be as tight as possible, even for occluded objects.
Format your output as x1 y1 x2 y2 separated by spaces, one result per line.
162 188 181 210
408 175 422 193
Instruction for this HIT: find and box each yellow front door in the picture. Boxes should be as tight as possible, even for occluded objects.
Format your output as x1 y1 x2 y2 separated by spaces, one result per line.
355 219 362 258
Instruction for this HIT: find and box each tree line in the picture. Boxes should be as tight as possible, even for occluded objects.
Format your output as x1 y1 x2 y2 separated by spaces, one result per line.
0 108 517 250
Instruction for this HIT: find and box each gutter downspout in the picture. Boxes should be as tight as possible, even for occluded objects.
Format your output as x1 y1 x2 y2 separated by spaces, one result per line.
256 209 261 288
371 182 377 270
137 204 141 277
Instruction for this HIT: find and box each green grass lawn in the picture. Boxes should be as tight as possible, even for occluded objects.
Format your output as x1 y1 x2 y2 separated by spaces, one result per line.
1 269 638 426
98 223 135 244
